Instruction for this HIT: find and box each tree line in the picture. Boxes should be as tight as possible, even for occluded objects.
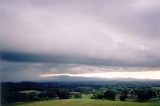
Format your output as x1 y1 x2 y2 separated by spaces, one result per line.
2 89 71 104
91 88 159 101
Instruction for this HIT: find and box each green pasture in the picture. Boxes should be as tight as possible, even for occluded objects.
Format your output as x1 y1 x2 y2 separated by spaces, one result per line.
15 98 160 106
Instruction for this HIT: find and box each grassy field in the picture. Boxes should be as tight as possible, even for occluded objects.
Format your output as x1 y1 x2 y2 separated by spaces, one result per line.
15 99 160 106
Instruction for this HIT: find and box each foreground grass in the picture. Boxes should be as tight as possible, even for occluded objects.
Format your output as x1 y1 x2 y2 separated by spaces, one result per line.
15 99 160 106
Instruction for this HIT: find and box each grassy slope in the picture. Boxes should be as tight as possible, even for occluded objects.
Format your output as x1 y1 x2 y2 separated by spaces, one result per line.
15 99 160 106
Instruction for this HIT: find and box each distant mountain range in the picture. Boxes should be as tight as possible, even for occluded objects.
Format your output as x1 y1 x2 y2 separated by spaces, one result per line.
39 75 160 82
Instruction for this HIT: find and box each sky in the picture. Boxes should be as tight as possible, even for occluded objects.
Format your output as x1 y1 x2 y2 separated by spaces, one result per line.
0 0 160 82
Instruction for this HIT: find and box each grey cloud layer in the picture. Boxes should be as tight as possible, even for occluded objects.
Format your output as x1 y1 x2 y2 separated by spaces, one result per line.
1 0 160 81
0 0 160 66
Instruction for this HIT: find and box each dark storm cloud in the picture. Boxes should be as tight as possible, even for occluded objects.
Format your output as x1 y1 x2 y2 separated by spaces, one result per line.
1 51 70 63
1 51 160 67
0 50 121 66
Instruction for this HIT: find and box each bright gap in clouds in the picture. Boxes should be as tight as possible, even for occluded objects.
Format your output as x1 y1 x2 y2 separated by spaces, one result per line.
40 71 160 80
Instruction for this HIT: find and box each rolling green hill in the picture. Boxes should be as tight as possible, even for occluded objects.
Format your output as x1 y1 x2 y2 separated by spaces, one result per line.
15 99 160 106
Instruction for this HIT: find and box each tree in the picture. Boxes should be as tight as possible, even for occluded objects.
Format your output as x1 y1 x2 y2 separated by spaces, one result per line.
57 89 70 99
103 90 116 101
134 88 157 101
119 89 128 101
119 94 127 101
